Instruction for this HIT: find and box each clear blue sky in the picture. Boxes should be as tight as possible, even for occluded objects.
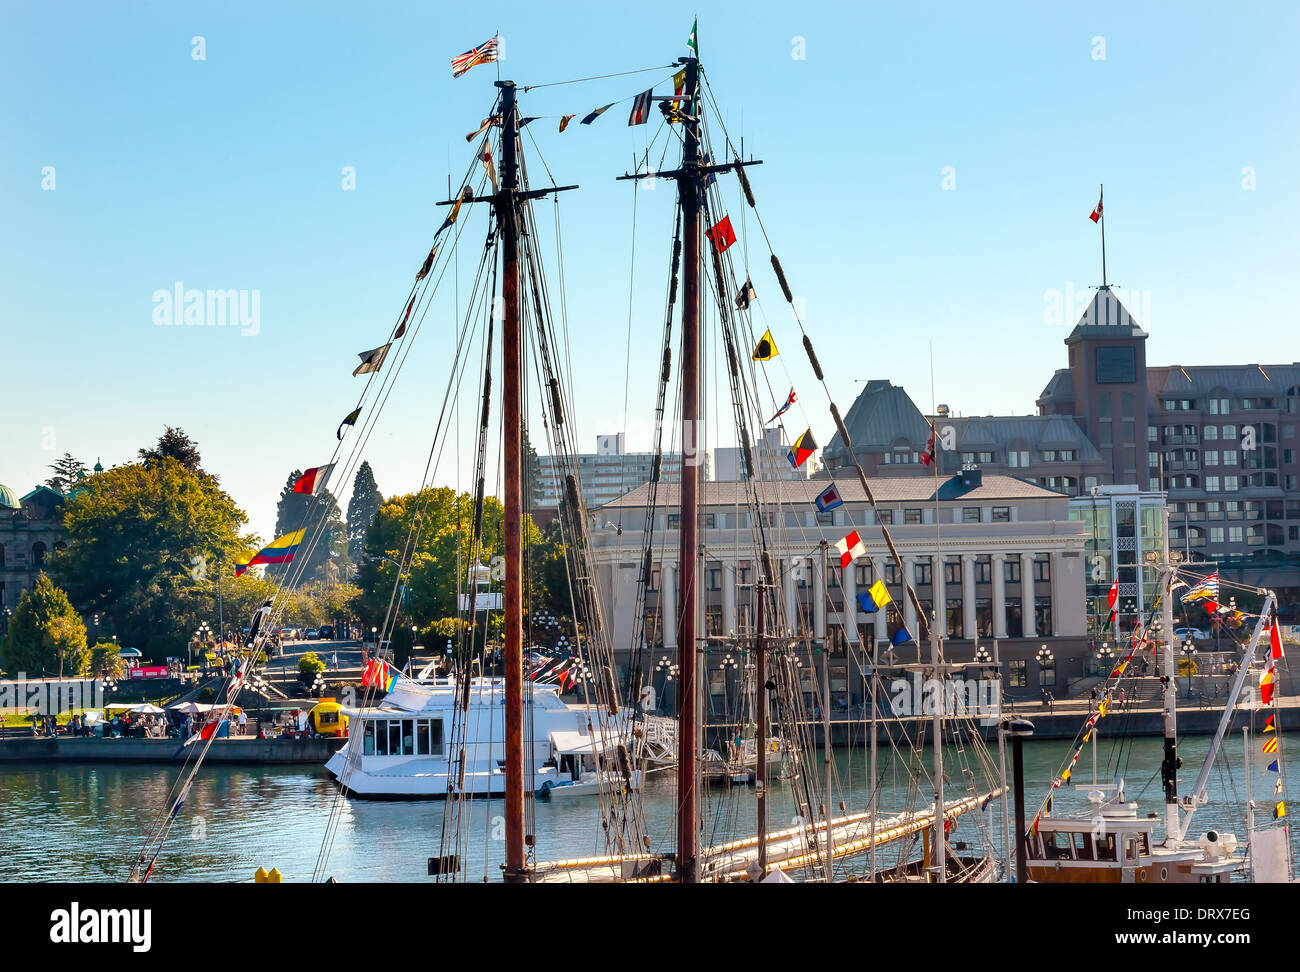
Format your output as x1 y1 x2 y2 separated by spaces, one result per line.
3 1 1297 542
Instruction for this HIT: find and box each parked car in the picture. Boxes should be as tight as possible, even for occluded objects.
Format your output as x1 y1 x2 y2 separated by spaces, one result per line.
303 628 319 640
1173 626 1210 641
318 625 335 640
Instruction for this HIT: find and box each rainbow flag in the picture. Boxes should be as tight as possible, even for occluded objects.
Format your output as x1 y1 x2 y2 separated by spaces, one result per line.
235 529 305 577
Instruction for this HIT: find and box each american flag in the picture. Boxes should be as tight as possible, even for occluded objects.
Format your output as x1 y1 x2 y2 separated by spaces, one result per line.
451 35 498 78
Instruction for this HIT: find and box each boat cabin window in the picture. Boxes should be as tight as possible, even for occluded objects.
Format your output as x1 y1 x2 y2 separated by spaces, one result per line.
1093 833 1117 861
1073 832 1092 859
362 717 444 757
1042 831 1074 860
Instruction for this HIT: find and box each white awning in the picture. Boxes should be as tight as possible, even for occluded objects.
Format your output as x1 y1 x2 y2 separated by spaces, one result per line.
168 701 219 714
549 731 593 755
549 729 623 756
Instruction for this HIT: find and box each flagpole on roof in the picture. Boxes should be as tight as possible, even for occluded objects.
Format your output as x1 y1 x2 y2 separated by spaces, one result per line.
1099 183 1107 290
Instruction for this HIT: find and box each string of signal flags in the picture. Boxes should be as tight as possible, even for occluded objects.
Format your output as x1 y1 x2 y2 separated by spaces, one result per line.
450 26 697 132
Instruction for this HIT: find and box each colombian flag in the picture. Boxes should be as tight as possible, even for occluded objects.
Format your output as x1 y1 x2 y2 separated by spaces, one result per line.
235 529 305 577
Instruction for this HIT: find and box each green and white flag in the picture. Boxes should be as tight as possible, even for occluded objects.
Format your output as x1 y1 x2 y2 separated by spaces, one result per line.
687 17 697 53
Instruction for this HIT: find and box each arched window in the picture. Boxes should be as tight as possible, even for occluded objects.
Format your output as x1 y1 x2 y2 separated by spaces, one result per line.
32 542 47 568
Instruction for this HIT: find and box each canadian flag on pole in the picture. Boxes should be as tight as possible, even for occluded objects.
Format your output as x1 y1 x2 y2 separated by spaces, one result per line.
835 530 867 569
1090 195 1103 223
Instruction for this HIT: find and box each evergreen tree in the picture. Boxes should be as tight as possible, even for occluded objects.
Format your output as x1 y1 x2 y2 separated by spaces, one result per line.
45 453 89 494
347 461 383 563
1 573 90 677
272 470 348 586
139 426 204 473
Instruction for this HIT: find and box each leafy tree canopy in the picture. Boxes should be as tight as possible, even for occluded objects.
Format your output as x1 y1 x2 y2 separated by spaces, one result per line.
55 457 255 659
354 487 568 636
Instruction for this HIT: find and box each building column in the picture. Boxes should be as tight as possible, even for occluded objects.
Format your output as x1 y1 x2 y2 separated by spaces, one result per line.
813 549 827 640
1049 551 1062 637
872 557 888 645
722 561 737 636
934 554 947 638
991 552 1008 639
1021 552 1037 638
784 558 798 637
902 556 917 637
662 563 677 649
961 554 977 640
842 558 858 644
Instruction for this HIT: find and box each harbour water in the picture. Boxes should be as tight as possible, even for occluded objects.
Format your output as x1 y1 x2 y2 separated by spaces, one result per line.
3 735 1295 882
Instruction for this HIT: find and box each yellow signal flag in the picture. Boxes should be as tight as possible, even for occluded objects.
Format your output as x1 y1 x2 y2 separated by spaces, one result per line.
1274 801 1287 820
752 329 779 361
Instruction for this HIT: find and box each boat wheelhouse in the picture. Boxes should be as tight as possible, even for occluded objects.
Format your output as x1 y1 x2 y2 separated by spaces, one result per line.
326 677 641 799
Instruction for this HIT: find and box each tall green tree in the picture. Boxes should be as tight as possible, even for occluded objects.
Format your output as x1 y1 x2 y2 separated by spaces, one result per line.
55 458 255 659
139 426 204 474
354 487 568 636
523 427 543 510
271 470 348 585
1 573 89 677
46 453 88 494
347 461 383 563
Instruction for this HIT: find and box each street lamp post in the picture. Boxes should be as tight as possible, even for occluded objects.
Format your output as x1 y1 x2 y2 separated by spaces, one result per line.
1036 645 1055 708
1181 636 1198 699
1097 644 1114 678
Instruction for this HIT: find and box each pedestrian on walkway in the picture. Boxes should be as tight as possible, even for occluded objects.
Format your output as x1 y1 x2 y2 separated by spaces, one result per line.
238 709 248 735
331 651 338 671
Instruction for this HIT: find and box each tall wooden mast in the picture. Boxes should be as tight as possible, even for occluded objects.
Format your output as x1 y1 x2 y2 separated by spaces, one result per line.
485 79 577 882
497 78 526 883
674 55 703 884
616 53 760 884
